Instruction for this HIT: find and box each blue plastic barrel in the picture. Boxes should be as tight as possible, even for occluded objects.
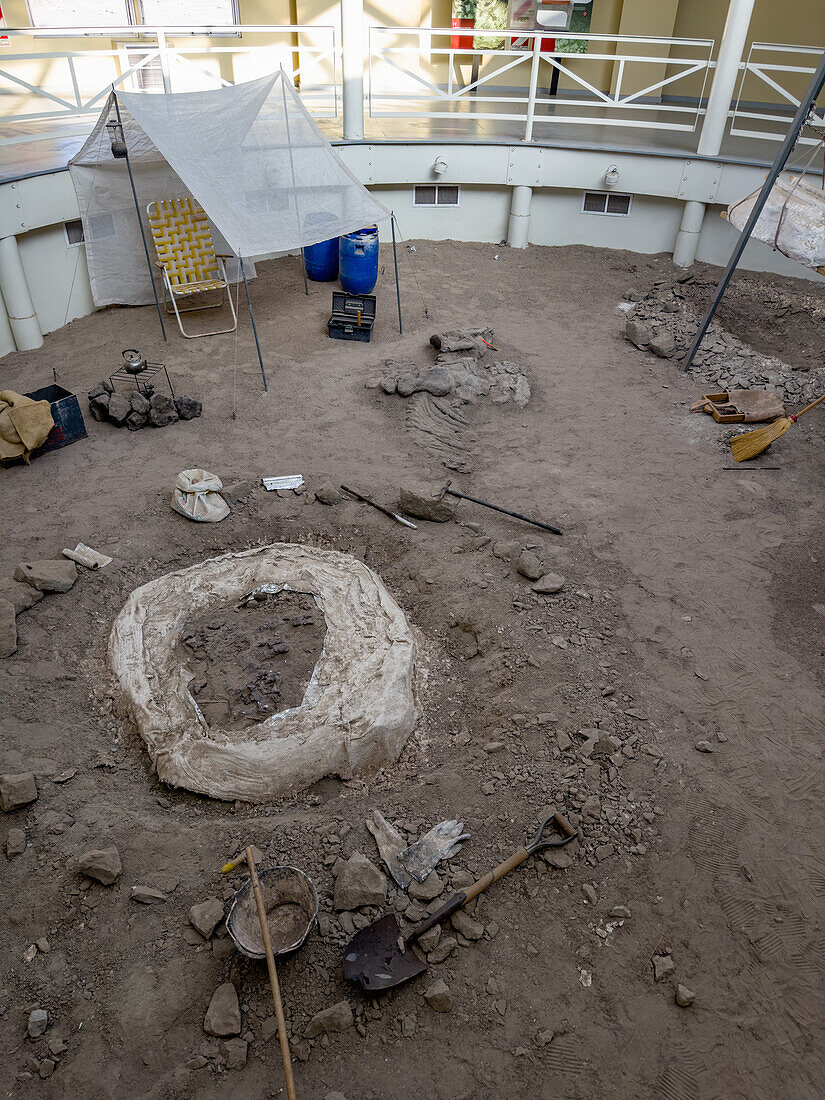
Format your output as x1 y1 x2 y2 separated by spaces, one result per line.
339 226 379 294
303 236 339 282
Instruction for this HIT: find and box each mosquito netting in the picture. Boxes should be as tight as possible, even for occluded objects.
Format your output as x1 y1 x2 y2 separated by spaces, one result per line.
69 71 388 307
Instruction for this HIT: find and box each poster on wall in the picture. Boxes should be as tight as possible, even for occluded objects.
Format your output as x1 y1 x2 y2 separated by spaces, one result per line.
0 4 9 46
507 0 573 49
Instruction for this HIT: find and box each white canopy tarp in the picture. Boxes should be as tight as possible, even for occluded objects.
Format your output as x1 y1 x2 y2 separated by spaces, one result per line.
727 172 825 272
69 72 388 308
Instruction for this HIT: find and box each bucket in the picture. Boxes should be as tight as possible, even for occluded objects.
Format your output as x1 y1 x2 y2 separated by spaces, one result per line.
303 236 339 282
339 226 379 295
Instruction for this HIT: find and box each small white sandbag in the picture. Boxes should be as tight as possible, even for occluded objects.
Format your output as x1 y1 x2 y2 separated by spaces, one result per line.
171 468 230 523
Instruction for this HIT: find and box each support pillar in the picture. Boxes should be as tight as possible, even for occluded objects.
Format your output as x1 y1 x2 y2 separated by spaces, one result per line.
673 0 756 267
507 185 533 249
0 235 43 351
341 0 364 141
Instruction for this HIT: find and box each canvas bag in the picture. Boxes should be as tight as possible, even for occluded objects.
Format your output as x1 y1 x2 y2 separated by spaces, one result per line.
171 469 229 522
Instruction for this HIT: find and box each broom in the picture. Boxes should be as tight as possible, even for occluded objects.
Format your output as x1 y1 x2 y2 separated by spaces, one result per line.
731 393 825 462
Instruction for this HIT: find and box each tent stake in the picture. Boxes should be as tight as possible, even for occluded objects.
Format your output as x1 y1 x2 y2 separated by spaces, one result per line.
391 211 403 335
240 256 267 391
111 89 167 343
682 50 825 372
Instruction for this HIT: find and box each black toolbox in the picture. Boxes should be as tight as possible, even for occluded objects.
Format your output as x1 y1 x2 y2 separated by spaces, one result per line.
328 291 375 343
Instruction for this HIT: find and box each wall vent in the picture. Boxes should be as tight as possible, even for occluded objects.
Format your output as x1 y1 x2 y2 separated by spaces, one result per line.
582 191 632 216
414 184 460 207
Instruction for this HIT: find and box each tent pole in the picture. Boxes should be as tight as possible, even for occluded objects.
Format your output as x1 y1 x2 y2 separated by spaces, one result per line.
391 211 402 335
240 255 267 392
300 250 309 295
111 89 167 343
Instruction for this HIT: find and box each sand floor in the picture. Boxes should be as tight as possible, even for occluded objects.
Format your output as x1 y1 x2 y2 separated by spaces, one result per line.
1 241 823 1099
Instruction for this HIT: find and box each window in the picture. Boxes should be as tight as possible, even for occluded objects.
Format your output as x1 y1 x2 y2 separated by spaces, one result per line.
120 46 164 90
27 1 135 27
414 184 460 207
581 191 631 216
27 1 239 30
63 219 85 247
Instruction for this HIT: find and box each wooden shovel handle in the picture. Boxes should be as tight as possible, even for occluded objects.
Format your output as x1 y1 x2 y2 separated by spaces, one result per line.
246 848 297 1100
407 847 531 944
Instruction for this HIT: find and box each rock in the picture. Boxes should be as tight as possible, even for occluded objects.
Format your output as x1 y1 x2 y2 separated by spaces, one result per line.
408 872 443 902
610 905 631 919
204 983 241 1037
451 910 483 941
175 395 202 420
130 391 151 415
28 1009 48 1038
0 772 38 812
88 394 111 421
532 572 565 595
0 578 44 615
126 411 148 431
695 740 714 753
541 832 581 869
417 925 441 953
675 984 695 1007
48 1037 67 1056
398 484 454 523
0 598 16 658
428 936 457 963
77 845 121 885
591 732 622 756
186 1055 208 1070
624 320 651 348
130 885 166 904
334 852 386 910
315 484 342 506
107 394 131 424
38 1059 55 1079
649 331 676 358
304 1000 353 1038
149 393 179 427
221 1037 248 1069
14 560 77 593
652 954 675 982
6 827 26 856
424 978 453 1012
413 368 454 397
379 377 397 395
190 898 225 939
516 550 543 580
88 382 108 399
581 883 597 905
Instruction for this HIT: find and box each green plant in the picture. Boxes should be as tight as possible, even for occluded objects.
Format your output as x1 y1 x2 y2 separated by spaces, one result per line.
452 0 478 19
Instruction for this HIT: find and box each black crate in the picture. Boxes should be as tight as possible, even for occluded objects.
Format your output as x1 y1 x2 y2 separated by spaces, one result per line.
24 384 88 455
328 291 376 343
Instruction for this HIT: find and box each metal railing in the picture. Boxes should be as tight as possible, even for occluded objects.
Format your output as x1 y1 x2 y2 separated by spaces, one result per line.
0 24 337 140
731 42 824 146
368 26 716 142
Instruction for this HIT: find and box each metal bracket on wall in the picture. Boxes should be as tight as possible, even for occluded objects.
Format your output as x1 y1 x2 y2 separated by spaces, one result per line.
677 159 723 204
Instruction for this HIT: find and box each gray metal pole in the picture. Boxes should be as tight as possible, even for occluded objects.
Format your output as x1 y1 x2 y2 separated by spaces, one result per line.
240 255 267 391
683 51 825 372
112 90 167 342
390 212 402 334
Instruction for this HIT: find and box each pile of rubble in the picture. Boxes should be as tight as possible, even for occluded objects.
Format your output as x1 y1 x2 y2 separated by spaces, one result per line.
374 328 531 408
0 559 77 658
621 275 823 407
87 381 202 432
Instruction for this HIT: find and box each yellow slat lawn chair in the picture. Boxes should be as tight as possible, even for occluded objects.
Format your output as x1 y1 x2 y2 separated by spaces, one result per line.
147 196 237 339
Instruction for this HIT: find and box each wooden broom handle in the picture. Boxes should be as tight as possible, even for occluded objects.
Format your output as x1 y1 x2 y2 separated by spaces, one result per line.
246 848 297 1100
792 393 825 420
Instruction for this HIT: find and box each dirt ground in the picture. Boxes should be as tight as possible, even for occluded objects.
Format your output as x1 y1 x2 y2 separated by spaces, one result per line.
1 241 823 1100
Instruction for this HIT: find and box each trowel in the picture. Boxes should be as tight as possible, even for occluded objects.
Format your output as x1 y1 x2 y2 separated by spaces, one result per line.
343 812 578 992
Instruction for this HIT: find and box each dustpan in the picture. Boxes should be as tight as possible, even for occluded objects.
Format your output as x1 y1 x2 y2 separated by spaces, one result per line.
690 390 785 424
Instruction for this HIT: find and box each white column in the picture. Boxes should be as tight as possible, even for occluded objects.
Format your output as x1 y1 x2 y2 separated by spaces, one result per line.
0 235 43 351
673 0 756 267
507 185 532 249
341 0 365 141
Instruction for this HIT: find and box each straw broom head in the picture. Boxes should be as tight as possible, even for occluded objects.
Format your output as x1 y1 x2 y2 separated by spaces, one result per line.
730 417 793 461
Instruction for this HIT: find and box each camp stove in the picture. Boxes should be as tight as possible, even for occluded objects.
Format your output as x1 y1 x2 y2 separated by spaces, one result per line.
110 348 175 398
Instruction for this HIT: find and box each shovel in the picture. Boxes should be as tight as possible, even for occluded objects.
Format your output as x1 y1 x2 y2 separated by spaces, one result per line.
343 812 578 992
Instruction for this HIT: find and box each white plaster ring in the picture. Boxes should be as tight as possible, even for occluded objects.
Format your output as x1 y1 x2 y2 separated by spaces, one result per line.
108 544 418 802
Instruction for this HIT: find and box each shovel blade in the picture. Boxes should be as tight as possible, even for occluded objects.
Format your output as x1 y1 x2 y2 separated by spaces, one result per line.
343 914 428 992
